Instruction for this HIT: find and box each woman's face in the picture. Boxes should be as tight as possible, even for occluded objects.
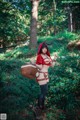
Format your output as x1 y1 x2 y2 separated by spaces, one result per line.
42 47 47 54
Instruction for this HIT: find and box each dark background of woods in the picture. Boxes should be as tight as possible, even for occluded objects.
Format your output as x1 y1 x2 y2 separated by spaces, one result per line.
0 0 80 120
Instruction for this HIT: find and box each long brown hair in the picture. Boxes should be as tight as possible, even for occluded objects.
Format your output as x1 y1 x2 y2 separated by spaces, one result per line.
39 42 49 54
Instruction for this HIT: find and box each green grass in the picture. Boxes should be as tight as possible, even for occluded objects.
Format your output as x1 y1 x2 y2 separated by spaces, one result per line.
0 31 80 120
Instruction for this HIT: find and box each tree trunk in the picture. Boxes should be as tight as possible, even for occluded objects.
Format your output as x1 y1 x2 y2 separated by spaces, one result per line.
30 0 39 49
53 0 57 35
68 6 73 32
69 10 73 32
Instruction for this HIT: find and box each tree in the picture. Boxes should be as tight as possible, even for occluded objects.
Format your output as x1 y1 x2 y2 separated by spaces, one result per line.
29 0 40 48
0 1 30 49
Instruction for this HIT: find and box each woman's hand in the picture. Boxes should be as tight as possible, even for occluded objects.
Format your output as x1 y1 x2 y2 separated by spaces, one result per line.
36 64 42 70
31 62 41 70
52 53 58 62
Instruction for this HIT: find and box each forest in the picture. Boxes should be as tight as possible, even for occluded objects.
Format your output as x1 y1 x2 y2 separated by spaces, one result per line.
0 0 80 120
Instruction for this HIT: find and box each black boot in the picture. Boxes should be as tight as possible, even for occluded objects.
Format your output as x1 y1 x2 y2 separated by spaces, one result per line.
37 95 43 109
38 95 45 110
41 97 45 110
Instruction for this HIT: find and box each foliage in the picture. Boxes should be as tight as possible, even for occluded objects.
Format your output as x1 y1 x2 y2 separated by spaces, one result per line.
0 0 80 119
0 0 80 48
0 0 30 48
0 32 80 119
47 51 80 119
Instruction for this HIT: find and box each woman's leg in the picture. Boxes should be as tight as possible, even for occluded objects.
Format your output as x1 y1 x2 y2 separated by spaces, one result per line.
38 83 48 109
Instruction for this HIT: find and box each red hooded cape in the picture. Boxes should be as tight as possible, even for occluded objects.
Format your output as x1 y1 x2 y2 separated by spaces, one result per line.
36 42 52 66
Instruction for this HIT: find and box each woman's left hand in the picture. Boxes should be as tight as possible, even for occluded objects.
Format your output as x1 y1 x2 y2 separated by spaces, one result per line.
53 53 58 60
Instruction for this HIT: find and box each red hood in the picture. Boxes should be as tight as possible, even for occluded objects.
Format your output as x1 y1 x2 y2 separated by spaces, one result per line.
37 42 50 56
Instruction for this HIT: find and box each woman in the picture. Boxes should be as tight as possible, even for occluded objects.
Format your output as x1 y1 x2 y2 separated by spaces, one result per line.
35 42 57 110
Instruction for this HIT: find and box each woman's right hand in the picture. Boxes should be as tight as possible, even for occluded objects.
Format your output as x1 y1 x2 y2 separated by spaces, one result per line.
36 64 42 70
